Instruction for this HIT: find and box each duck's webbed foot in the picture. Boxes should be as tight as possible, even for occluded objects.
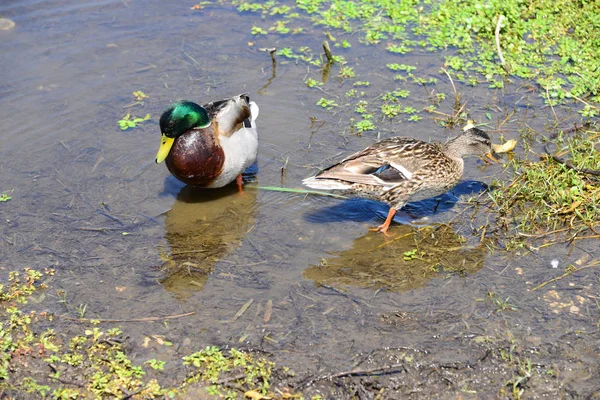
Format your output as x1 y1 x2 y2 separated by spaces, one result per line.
369 207 397 236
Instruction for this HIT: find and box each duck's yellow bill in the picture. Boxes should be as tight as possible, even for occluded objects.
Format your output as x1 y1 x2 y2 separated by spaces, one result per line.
155 134 174 164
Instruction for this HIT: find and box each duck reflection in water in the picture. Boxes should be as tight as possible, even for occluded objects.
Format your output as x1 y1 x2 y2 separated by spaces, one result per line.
304 223 487 293
159 183 258 299
303 180 489 292
305 180 488 226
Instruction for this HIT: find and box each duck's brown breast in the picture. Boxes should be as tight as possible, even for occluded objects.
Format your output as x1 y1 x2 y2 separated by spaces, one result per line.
165 129 225 186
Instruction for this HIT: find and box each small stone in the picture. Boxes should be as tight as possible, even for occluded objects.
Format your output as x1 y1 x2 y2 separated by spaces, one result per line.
0 18 16 31
550 259 559 268
569 305 580 314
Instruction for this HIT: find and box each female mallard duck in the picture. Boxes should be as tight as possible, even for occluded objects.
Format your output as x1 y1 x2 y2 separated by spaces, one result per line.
303 126 493 234
155 94 259 190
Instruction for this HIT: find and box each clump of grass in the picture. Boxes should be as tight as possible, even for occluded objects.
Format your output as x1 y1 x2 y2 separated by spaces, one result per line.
488 129 600 243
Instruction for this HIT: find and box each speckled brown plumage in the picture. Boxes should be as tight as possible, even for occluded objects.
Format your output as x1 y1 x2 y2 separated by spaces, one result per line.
303 127 492 233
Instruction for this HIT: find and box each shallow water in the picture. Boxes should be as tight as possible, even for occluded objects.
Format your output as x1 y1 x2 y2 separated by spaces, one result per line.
1 0 598 395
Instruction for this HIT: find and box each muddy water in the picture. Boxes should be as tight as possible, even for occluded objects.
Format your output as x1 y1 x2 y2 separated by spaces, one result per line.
1 0 598 394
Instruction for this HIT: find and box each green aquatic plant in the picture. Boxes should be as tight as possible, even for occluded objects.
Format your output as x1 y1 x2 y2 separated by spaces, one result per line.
354 118 376 132
316 97 338 109
183 346 273 396
117 113 151 130
269 20 290 34
250 26 267 35
132 91 147 101
386 63 416 72
235 0 600 109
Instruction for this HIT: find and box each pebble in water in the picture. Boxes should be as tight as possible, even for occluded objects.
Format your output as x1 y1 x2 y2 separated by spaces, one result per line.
0 18 16 31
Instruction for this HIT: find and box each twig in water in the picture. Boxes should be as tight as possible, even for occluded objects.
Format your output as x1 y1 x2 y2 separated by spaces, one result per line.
258 48 277 94
322 40 334 64
298 363 406 389
545 87 559 123
57 311 195 323
495 15 509 73
307 117 326 152
441 68 457 99
319 284 363 306
441 68 466 124
221 298 254 323
321 41 334 83
281 156 289 184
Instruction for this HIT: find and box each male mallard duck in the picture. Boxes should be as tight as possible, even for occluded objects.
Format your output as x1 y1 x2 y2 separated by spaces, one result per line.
155 94 259 190
303 126 493 234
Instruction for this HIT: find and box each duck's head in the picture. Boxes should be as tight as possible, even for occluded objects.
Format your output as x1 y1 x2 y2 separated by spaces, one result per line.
155 101 211 164
444 124 492 158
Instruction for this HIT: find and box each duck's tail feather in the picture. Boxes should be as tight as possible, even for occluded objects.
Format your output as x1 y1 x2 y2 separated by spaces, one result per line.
302 176 352 190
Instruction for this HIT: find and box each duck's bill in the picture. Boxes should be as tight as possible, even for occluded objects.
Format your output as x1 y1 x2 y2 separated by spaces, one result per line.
484 152 500 163
155 134 174 164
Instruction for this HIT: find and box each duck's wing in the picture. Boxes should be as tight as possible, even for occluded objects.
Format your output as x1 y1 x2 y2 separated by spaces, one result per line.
315 137 437 188
202 94 254 137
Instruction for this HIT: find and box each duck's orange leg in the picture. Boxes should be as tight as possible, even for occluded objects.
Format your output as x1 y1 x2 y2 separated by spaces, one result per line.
369 208 397 236
236 174 244 193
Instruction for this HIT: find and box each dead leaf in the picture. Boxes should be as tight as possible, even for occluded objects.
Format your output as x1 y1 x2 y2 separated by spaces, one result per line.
263 299 273 323
492 139 517 153
559 200 582 214
245 389 272 399
278 387 302 399
574 254 592 266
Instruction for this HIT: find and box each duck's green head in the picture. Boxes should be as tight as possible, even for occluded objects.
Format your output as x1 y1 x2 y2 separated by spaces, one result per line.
155 101 211 164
